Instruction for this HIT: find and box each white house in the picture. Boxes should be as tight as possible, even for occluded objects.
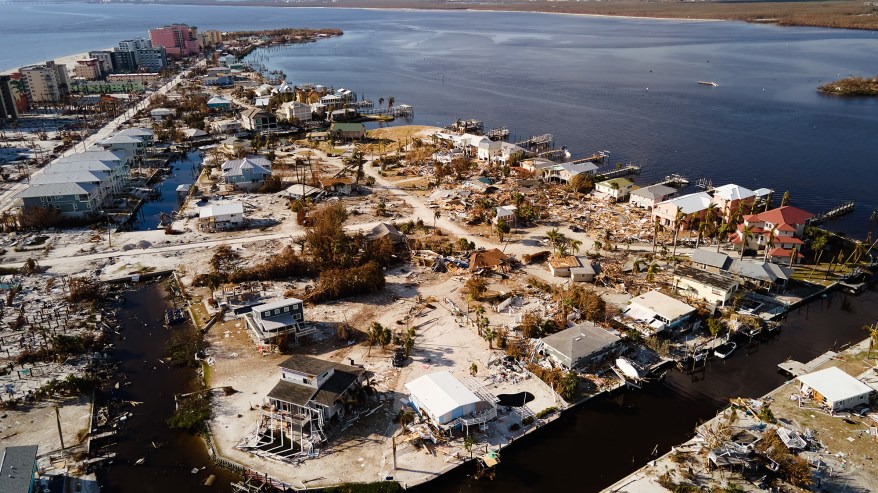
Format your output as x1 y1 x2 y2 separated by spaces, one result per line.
276 101 312 122
477 138 502 161
630 184 676 210
541 162 599 184
672 265 739 306
798 367 873 412
622 290 695 334
495 205 517 226
199 202 244 231
405 371 496 430
594 177 634 202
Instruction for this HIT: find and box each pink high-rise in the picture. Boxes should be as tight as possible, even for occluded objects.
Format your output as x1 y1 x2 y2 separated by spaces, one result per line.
149 24 200 57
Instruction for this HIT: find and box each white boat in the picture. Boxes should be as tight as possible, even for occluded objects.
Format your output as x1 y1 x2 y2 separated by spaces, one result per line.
714 342 737 359
615 357 644 381
698 81 719 87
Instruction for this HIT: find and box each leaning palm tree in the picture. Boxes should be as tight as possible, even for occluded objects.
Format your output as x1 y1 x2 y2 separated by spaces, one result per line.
788 245 799 268
780 191 791 207
763 227 777 261
865 322 878 358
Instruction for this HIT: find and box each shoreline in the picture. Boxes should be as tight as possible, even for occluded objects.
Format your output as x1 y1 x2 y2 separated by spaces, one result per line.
1 47 111 76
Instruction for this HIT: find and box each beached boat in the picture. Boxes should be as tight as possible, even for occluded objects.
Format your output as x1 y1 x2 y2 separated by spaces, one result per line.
616 357 645 381
698 81 719 87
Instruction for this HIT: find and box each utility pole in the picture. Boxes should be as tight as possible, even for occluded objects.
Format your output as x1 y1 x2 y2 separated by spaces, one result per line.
54 405 65 450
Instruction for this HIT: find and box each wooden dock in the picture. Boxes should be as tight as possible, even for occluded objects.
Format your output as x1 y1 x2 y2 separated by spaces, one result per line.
513 133 553 151
595 163 641 179
777 350 838 377
808 201 855 226
356 104 413 117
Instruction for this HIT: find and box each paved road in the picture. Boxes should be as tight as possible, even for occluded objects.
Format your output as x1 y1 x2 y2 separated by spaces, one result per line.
0 61 206 212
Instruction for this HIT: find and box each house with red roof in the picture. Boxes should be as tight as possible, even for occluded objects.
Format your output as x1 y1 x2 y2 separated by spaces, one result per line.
731 206 814 263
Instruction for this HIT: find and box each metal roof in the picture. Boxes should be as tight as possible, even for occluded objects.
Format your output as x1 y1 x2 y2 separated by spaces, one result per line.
199 202 244 218
253 298 304 314
405 371 481 420
16 182 96 198
628 290 695 321
221 156 272 177
32 170 104 184
631 184 676 200
0 445 37 493
798 367 873 404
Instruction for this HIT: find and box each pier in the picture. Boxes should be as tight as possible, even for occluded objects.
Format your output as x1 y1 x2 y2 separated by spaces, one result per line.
595 163 641 179
513 133 554 152
356 104 413 117
808 200 855 225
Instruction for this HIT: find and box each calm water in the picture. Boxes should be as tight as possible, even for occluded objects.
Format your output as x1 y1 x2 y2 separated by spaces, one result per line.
2 3 877 235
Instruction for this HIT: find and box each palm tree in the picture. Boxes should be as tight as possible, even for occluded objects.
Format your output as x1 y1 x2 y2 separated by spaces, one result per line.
671 209 686 260
763 227 777 261
378 97 384 109
399 407 416 429
695 222 708 250
716 222 730 253
788 245 799 268
603 230 612 251
865 322 878 358
473 305 486 336
387 96 395 110
740 224 753 260
433 210 440 229
808 232 829 278
569 239 582 256
780 191 791 207
646 262 658 283
546 228 562 255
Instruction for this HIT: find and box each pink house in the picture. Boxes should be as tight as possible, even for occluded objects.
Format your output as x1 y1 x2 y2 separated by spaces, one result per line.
149 24 200 57
730 206 814 263
652 192 713 231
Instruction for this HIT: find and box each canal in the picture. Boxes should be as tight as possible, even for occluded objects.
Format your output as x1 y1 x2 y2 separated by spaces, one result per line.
132 151 202 231
418 288 878 492
96 282 237 492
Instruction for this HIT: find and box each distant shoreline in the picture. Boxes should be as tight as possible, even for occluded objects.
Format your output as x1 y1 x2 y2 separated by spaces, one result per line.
44 0 878 32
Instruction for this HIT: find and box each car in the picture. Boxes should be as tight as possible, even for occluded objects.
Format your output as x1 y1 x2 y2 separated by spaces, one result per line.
714 342 737 359
391 350 406 367
570 225 584 233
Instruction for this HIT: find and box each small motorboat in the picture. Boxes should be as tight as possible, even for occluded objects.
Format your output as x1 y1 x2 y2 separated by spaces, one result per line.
714 341 737 359
698 81 719 87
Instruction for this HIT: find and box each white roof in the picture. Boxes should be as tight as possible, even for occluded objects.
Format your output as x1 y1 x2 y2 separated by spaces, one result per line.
199 202 244 218
405 371 480 419
657 192 713 215
150 107 173 115
798 367 873 403
208 96 231 105
629 290 694 320
712 184 755 201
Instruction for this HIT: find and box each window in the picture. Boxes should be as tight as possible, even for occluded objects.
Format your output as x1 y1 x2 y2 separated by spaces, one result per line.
274 309 280 315
283 306 290 313
262 311 270 318
293 313 302 321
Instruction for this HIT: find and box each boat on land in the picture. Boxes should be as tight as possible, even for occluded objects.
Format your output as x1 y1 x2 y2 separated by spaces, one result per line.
698 81 719 87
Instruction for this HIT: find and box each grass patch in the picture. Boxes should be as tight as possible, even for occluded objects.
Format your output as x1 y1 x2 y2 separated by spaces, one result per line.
167 394 211 433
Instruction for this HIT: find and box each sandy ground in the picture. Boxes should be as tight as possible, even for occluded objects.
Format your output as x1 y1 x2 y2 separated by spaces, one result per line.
0 396 92 455
205 266 559 489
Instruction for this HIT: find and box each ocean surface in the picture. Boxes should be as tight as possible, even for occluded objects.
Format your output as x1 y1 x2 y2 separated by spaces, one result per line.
1 4 878 237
